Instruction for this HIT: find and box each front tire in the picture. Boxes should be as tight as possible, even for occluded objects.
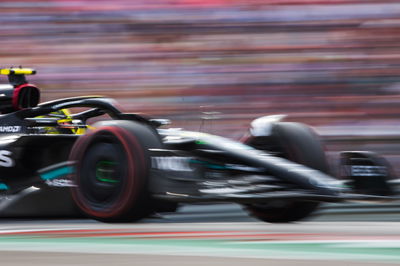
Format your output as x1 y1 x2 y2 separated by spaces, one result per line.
245 122 328 223
69 120 162 222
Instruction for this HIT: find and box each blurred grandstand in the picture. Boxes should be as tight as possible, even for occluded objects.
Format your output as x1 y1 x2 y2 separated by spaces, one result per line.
2 0 400 175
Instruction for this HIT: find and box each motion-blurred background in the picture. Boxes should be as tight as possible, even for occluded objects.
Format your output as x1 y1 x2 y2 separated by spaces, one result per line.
2 0 400 175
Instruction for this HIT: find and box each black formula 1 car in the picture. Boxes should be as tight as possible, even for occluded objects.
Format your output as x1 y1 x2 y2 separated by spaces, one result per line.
0 68 395 223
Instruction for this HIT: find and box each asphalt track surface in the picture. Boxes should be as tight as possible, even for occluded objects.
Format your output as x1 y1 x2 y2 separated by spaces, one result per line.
1 204 400 266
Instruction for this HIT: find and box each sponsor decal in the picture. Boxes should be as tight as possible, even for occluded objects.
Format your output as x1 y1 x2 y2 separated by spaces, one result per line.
45 179 76 187
151 156 194 172
0 126 21 133
350 165 387 177
0 150 13 167
225 164 263 172
199 187 245 194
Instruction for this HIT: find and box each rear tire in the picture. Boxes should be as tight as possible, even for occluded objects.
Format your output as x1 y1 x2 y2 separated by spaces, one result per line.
245 122 328 223
69 120 162 222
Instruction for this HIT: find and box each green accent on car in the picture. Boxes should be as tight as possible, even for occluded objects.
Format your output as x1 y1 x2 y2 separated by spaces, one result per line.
40 166 74 180
195 140 207 145
96 160 119 183
189 159 226 170
0 183 9 190
97 177 119 183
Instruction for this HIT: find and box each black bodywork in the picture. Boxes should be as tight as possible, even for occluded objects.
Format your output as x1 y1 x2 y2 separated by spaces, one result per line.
150 129 342 203
0 69 396 219
0 95 155 193
0 97 342 200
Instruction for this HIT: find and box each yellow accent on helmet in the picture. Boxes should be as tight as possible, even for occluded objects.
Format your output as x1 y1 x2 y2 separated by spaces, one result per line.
57 109 86 135
37 109 89 135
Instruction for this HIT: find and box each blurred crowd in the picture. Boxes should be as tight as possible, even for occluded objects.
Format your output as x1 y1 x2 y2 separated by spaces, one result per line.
1 0 400 138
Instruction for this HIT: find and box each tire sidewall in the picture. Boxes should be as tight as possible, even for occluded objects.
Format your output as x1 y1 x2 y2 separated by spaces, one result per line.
70 121 161 221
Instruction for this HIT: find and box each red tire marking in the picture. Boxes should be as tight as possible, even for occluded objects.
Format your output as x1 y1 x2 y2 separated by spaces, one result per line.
70 126 147 219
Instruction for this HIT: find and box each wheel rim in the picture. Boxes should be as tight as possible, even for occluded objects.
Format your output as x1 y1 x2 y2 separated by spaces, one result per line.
95 160 120 184
79 135 129 211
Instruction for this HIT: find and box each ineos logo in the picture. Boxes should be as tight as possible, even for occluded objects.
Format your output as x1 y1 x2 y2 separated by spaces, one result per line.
151 157 193 172
0 150 13 167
